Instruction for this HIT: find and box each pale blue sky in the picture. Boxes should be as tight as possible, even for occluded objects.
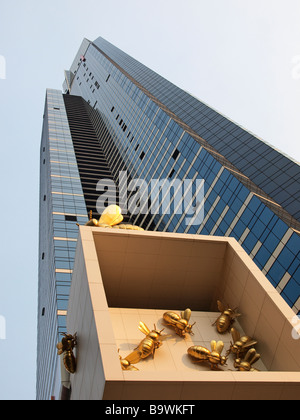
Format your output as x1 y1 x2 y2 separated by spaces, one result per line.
0 0 299 400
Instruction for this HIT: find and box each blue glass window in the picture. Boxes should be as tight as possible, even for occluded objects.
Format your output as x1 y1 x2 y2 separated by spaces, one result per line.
267 261 286 287
282 278 300 306
263 232 280 254
243 233 258 252
254 246 272 269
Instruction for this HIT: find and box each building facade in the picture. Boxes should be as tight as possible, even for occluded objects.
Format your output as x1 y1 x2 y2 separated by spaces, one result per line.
37 90 88 400
37 36 300 400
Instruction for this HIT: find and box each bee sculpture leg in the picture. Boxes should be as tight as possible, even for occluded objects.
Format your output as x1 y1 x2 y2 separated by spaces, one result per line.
190 359 204 365
174 327 180 336
152 344 160 358
210 364 219 371
225 348 232 357
177 328 185 337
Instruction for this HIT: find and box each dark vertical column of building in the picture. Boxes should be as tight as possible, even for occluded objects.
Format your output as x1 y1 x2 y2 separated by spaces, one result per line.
84 102 158 230
63 94 119 219
64 93 156 229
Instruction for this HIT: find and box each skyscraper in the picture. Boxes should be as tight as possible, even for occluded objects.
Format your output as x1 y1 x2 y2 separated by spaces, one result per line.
37 36 300 400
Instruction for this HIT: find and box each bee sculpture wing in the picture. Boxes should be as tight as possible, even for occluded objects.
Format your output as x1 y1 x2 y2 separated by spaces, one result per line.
99 205 123 226
210 340 217 352
211 340 224 354
56 342 64 355
159 333 172 341
126 364 139 371
244 348 260 364
243 339 258 350
181 308 192 322
215 341 224 355
138 321 150 336
239 337 257 350
249 351 261 365
217 300 226 313
124 349 143 365
230 327 241 343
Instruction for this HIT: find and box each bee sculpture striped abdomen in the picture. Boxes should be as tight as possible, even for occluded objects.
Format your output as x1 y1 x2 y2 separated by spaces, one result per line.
163 308 195 337
188 340 228 370
63 350 77 374
213 300 241 334
188 346 210 360
56 333 77 374
139 337 156 358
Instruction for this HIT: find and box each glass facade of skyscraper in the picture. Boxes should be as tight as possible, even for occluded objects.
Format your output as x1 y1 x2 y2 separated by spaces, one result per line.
38 37 300 400
37 90 88 400
66 37 300 311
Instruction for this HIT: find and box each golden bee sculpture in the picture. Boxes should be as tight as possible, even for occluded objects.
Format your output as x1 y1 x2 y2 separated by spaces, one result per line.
85 206 123 227
118 312 264 373
57 333 77 374
234 348 261 372
227 327 258 358
119 322 170 371
83 206 144 231
188 340 228 370
212 300 241 334
163 308 196 337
